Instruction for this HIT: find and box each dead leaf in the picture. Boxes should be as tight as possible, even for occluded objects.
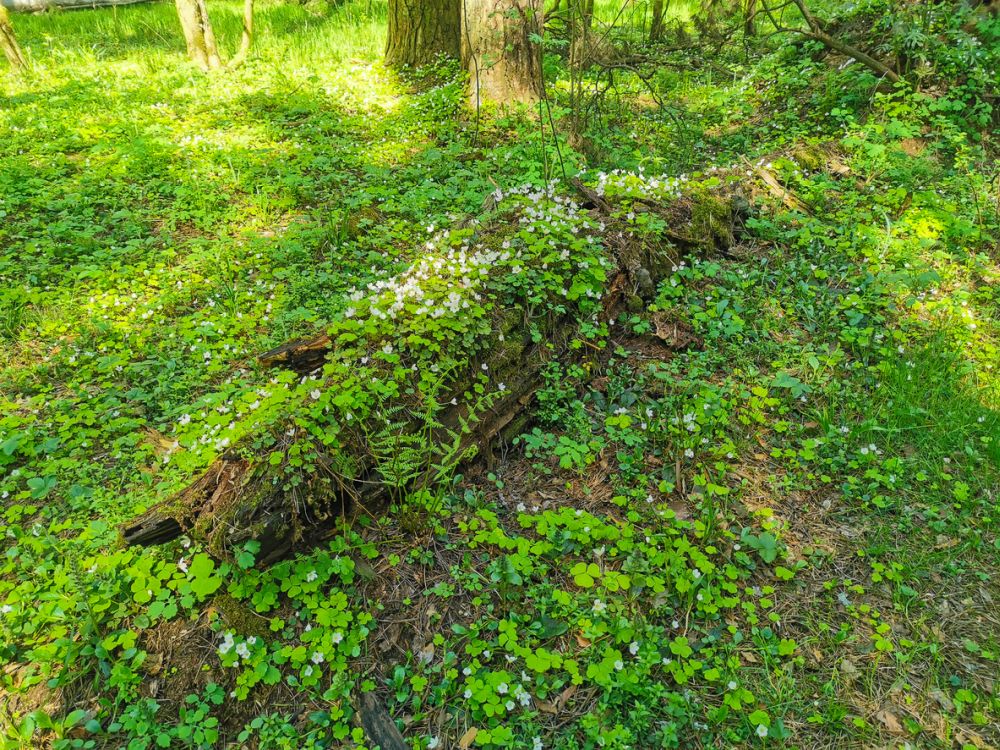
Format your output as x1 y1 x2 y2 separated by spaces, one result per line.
145 653 163 675
536 700 557 715
556 684 578 709
417 643 435 664
458 728 479 749
928 688 954 712
935 535 958 549
575 632 591 648
875 708 905 735
667 498 690 521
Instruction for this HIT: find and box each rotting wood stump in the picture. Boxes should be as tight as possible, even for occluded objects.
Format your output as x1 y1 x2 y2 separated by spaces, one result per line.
122 177 746 566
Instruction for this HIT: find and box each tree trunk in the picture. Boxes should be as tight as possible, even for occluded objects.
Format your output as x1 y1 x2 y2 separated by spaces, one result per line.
650 0 666 42
121 182 744 565
385 0 460 67
462 0 544 104
176 0 222 70
743 0 756 37
569 0 594 70
228 0 254 69
0 6 27 72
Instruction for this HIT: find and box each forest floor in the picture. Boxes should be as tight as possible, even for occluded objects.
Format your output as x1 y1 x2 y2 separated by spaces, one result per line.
1 1 998 749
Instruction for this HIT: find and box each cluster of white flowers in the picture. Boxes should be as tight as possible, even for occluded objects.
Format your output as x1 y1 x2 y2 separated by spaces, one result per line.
593 169 688 201
218 632 257 664
859 443 882 456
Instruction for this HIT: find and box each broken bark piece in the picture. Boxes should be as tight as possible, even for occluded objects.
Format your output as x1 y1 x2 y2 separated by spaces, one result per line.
122 180 743 563
356 692 408 750
258 333 332 373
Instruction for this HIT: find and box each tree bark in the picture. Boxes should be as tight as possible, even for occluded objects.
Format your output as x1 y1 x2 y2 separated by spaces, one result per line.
176 0 222 71
227 0 254 69
121 183 744 565
385 0 461 67
650 0 666 42
743 0 756 37
0 6 27 72
462 0 544 104
568 0 594 70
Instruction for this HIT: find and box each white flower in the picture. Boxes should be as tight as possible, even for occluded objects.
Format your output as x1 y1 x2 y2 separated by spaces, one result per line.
311 651 324 664
427 737 440 749
497 682 508 694
756 724 768 738
235 642 251 659
179 413 191 426
177 557 188 572
728 680 737 690
306 570 318 582
593 599 606 613
310 389 322 400
505 700 515 711
533 738 543 750
332 631 343 644
463 689 472 699
0 605 12 614
629 641 639 655
613 659 624 671
692 569 701 579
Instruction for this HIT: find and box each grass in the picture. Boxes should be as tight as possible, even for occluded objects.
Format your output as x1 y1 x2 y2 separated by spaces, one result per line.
1 1 999 748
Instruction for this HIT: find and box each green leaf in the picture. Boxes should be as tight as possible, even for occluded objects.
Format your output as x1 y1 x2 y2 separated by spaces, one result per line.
27 476 57 499
188 553 223 599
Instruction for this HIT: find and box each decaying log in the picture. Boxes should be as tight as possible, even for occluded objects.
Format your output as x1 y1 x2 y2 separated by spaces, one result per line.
122 181 744 565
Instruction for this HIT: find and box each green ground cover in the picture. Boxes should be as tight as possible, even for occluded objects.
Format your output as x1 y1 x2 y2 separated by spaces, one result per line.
1 1 998 747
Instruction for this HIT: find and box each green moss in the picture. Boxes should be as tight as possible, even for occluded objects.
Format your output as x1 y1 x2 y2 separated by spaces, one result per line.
212 593 271 639
687 188 735 252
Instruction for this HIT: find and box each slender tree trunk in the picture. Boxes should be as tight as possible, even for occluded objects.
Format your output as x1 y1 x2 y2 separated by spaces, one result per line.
650 0 666 42
462 0 544 104
197 0 222 68
385 0 461 67
0 6 27 72
228 0 254 69
176 0 222 70
569 0 594 70
744 0 756 37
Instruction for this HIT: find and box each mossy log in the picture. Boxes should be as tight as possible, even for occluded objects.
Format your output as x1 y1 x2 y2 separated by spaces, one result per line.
122 179 744 565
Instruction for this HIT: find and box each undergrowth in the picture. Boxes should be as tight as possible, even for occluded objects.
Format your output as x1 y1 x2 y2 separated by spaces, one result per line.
1 0 998 748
